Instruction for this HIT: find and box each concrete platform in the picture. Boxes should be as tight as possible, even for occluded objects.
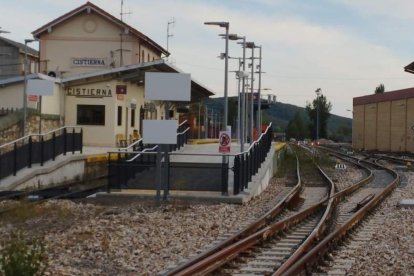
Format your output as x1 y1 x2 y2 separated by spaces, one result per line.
1 142 285 204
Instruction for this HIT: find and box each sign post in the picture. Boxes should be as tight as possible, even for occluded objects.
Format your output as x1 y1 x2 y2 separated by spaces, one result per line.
219 131 231 153
144 72 191 204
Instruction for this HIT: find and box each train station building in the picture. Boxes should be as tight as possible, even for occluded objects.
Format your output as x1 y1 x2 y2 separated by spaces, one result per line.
0 1 214 146
352 87 414 153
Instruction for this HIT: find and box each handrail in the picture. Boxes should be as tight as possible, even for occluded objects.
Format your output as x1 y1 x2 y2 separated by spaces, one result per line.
240 122 272 155
117 121 188 152
126 145 159 162
179 120 188 127
118 138 143 152
0 126 81 149
177 127 190 136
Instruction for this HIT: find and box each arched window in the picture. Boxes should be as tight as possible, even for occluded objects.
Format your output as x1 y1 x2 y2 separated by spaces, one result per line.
141 50 144 63
147 53 150 62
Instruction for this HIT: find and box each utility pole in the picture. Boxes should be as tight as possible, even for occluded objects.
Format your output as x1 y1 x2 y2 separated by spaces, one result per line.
119 0 131 67
166 18 175 61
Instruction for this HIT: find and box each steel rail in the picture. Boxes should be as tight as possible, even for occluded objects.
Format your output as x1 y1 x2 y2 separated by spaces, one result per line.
173 200 327 276
163 144 300 275
170 146 334 275
0 182 107 215
273 151 336 275
170 146 376 275
282 153 399 275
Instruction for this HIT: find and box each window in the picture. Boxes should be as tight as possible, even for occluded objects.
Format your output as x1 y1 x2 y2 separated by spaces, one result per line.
131 109 135 127
141 50 144 63
117 106 122 126
77 105 105 125
147 53 150 62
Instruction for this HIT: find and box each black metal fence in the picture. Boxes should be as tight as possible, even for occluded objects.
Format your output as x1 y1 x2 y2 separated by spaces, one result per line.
233 124 273 194
0 127 83 180
107 123 274 196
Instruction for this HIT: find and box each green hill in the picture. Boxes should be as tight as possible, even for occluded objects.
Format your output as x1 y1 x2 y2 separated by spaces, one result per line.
204 96 352 140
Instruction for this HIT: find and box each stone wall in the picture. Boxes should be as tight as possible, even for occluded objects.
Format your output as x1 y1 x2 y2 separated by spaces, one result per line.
0 114 61 145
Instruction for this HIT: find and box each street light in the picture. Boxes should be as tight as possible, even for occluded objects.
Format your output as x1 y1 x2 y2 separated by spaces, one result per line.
245 41 256 143
23 38 38 137
204 21 229 133
228 34 247 151
255 45 262 135
315 88 321 141
0 27 10 34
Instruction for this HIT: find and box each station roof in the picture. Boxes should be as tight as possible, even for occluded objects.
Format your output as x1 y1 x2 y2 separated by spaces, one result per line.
31 1 169 57
0 60 215 102
404 62 414 74
61 59 215 102
353 87 414 106
0 36 38 57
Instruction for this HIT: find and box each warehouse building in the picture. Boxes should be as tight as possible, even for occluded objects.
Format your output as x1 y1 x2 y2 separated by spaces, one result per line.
352 87 414 153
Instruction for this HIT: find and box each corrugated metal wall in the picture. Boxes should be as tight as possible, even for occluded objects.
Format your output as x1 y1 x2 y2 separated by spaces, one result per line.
353 97 414 153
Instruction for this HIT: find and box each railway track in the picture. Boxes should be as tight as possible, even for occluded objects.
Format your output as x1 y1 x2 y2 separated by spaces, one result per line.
283 150 399 275
165 145 336 275
0 180 107 215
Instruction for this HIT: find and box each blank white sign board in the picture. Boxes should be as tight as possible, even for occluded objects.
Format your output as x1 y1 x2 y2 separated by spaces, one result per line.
27 79 54 96
145 72 191 101
143 120 177 144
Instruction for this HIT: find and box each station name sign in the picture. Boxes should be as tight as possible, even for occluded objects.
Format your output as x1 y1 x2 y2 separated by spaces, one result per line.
66 87 112 98
71 57 107 67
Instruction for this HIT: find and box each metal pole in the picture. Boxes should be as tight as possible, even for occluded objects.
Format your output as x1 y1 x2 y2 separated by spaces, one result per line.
236 58 241 144
38 96 42 134
198 102 201 139
240 38 246 151
224 25 229 131
315 88 321 141
23 41 29 137
257 46 262 135
204 105 208 139
250 47 255 143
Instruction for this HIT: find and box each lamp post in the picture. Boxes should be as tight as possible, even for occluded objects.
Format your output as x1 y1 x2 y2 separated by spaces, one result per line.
204 21 229 133
256 45 262 135
228 34 247 151
23 39 38 137
315 88 321 141
245 42 256 143
0 27 10 34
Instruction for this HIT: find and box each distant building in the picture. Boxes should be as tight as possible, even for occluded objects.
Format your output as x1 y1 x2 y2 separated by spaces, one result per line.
0 36 38 79
352 87 414 153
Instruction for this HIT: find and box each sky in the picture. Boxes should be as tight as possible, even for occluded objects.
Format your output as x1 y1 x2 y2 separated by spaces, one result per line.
2 0 414 118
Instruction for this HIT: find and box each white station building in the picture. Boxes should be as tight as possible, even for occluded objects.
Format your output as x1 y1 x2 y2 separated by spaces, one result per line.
0 1 214 147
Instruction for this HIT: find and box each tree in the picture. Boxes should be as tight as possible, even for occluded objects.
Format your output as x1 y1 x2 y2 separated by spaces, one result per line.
285 111 308 140
375 84 385 94
305 94 332 140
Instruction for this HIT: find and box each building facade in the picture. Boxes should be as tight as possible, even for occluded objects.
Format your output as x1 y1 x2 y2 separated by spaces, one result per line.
0 36 38 79
352 88 414 153
0 2 214 147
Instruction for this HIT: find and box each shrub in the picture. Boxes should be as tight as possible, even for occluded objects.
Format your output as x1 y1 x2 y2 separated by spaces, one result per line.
0 231 47 276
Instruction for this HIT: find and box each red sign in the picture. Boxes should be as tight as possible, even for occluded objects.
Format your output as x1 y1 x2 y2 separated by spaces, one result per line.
27 95 39 102
219 131 231 153
116 85 127 94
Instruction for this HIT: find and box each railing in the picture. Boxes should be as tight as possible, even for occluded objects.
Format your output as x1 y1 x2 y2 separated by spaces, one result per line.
0 126 83 181
107 123 274 196
233 123 273 194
